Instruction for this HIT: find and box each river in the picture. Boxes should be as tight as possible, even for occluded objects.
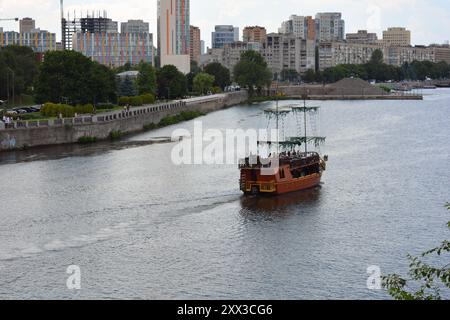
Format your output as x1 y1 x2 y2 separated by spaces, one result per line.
0 89 449 299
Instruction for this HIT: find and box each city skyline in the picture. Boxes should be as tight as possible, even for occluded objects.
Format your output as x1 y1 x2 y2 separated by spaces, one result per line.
0 0 449 48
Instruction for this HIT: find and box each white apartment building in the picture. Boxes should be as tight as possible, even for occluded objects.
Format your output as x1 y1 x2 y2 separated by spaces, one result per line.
157 0 191 73
315 13 345 42
382 27 411 47
262 33 316 76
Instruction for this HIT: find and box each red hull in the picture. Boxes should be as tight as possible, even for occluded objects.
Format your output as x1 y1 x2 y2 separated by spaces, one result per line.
274 173 322 195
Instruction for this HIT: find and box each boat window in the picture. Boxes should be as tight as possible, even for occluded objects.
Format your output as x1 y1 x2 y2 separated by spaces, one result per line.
280 169 285 179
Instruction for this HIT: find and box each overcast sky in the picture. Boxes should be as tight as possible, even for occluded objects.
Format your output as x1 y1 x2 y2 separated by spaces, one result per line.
1 0 449 47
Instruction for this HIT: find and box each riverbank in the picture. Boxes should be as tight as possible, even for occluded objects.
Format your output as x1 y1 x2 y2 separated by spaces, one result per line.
0 91 247 152
268 78 423 100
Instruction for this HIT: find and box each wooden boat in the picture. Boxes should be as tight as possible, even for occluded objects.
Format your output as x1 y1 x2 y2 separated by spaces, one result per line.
239 96 328 196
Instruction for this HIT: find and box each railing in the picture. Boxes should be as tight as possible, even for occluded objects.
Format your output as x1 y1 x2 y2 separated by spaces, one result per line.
0 92 247 131
0 100 187 131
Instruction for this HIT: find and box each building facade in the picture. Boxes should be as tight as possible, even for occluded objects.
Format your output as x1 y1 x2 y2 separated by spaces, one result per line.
262 33 316 76
315 12 345 42
431 45 450 64
346 30 378 44
318 41 384 70
279 15 316 41
384 45 435 66
0 29 57 53
157 0 191 73
190 25 201 63
72 32 154 68
19 18 36 34
382 27 411 47
243 26 267 43
212 25 239 49
121 20 150 33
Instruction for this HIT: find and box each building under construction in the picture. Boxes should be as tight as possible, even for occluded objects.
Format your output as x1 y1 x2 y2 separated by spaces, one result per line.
60 0 117 50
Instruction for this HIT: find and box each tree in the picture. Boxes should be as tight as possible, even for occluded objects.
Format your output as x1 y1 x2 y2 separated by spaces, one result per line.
136 62 157 95
187 61 201 92
193 73 215 95
233 50 272 97
0 45 38 101
34 50 116 105
303 69 316 83
280 69 300 83
370 49 384 65
156 65 187 99
204 62 231 89
383 203 450 300
118 76 138 97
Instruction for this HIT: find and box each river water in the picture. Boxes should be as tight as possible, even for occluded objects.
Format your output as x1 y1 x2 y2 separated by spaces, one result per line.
0 89 449 299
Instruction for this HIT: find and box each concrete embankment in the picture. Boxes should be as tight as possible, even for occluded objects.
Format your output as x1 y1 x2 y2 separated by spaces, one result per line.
0 91 248 151
274 78 423 100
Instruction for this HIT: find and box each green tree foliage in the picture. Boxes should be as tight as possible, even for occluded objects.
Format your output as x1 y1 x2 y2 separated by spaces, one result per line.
156 65 187 99
303 69 316 83
34 50 116 105
303 49 450 84
40 102 94 118
118 76 138 97
193 73 215 95
186 61 201 92
383 203 450 300
0 45 38 100
203 62 231 89
233 50 272 96
136 62 157 95
280 69 300 83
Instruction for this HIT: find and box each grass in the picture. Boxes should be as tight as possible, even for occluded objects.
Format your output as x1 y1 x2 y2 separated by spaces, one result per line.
143 111 206 132
77 136 97 144
158 111 205 127
109 130 123 140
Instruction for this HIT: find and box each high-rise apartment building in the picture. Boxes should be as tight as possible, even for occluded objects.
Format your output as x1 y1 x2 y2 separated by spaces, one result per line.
121 20 150 33
382 27 411 47
279 16 316 41
315 12 345 42
190 25 201 63
73 32 154 68
243 26 267 43
212 25 239 49
19 18 36 34
157 0 191 73
262 33 316 75
346 30 378 44
0 29 56 53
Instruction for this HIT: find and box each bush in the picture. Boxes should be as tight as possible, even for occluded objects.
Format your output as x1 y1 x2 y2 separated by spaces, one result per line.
41 103 74 118
129 96 144 106
109 130 123 140
40 103 94 118
118 96 131 106
96 103 116 110
211 86 222 94
74 104 94 115
141 93 155 105
158 111 205 127
78 136 97 144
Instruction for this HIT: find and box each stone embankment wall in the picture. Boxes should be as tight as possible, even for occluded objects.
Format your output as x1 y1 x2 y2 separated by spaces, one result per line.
0 92 248 151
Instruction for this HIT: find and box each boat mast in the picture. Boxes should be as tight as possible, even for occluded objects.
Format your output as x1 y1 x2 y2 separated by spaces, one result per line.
276 85 279 155
303 95 308 154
